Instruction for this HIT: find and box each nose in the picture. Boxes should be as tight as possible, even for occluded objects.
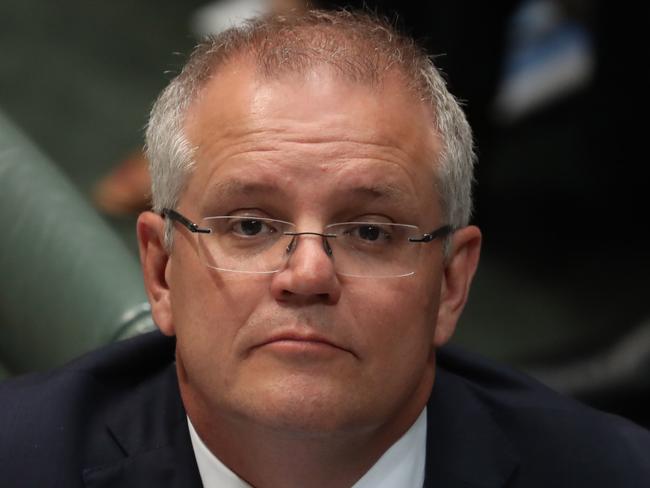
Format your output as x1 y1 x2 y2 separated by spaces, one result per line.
269 233 341 304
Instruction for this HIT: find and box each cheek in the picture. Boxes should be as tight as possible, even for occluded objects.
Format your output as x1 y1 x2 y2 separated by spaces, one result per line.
171 272 276 415
339 279 438 419
345 276 439 360
169 251 268 368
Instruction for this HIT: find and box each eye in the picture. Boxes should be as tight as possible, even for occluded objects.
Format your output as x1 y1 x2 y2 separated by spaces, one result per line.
345 223 392 243
358 224 385 241
231 218 277 237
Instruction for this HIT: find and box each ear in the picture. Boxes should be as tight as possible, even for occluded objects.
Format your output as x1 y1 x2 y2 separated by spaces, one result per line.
137 211 175 336
434 225 481 347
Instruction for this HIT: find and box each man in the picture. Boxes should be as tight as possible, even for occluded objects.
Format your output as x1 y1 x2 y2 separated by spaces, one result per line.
1 9 649 488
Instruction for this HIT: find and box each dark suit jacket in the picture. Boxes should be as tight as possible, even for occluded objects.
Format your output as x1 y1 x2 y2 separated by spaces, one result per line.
1 331 649 487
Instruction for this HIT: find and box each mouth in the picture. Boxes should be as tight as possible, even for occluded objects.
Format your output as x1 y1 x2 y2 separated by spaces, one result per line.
252 331 355 358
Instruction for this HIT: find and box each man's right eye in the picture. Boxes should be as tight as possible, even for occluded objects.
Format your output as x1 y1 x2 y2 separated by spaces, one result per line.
231 219 275 237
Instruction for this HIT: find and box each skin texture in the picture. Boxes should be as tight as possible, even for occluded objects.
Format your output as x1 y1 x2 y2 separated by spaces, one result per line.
137 61 481 488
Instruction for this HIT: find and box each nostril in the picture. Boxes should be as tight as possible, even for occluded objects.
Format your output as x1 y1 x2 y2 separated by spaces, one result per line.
278 289 332 303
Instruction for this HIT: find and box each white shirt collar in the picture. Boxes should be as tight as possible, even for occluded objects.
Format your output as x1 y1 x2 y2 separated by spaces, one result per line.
187 408 427 488
187 417 252 488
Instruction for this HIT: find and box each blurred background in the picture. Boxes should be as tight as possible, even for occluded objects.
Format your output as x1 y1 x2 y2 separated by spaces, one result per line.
1 0 648 426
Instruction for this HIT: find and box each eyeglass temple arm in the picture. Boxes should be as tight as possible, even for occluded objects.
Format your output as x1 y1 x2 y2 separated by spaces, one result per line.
161 208 211 234
408 225 453 243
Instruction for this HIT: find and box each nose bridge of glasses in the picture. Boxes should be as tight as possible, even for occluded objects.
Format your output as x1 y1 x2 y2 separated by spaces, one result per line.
283 231 336 257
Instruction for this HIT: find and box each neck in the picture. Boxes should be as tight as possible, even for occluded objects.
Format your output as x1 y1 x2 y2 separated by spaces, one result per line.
181 377 433 488
187 403 427 488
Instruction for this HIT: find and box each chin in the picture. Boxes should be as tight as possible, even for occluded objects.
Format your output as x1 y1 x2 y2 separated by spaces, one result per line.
255 407 369 439
235 380 373 438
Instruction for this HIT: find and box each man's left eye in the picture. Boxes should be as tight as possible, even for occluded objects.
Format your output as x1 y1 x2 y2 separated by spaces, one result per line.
346 224 392 242
358 225 383 241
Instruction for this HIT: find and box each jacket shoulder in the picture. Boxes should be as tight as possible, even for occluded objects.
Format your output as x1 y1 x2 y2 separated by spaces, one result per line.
0 332 177 487
436 345 650 486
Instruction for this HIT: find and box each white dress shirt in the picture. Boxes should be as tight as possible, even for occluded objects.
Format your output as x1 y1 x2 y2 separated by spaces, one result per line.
187 408 427 488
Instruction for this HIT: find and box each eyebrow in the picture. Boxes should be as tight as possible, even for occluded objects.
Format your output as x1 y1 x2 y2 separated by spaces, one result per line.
208 180 280 202
209 178 411 204
345 184 411 204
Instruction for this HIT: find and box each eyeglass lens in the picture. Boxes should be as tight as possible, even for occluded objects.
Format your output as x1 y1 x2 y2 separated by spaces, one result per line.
196 216 422 277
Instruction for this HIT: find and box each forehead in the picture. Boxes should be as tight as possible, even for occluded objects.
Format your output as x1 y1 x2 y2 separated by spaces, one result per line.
182 62 441 212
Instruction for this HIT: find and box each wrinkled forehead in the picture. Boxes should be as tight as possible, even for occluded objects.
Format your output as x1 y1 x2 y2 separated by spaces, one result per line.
181 60 442 216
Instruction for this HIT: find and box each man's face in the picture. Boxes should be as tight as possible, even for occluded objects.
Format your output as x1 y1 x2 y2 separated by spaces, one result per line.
147 64 468 438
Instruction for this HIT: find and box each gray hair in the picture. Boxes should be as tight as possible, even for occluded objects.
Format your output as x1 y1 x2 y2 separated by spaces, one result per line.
145 9 475 250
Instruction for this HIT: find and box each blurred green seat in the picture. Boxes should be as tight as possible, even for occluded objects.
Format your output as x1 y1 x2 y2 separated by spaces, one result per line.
0 109 154 378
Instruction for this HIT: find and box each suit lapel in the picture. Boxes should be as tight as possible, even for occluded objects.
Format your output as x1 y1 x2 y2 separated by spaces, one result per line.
83 364 202 488
423 370 519 488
